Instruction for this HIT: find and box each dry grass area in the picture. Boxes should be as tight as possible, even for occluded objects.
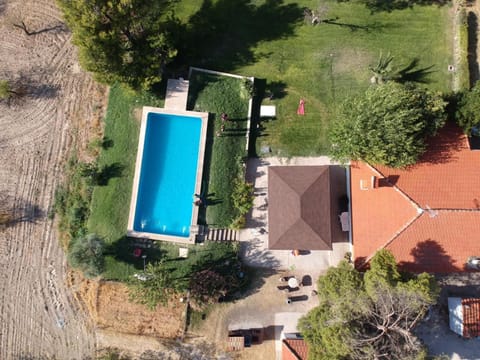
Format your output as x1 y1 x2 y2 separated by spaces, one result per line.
67 269 188 358
0 1 210 357
76 279 186 338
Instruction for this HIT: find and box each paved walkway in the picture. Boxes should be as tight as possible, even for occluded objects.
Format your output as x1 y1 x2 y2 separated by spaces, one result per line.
164 78 189 110
239 156 351 279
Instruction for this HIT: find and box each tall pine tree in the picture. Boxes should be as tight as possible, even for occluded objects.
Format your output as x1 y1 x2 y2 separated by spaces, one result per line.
57 0 178 90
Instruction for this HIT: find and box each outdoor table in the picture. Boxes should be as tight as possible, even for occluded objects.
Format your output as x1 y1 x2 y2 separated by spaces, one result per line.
288 277 298 288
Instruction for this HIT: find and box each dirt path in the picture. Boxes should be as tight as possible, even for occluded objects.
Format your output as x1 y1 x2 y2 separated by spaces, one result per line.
0 1 105 359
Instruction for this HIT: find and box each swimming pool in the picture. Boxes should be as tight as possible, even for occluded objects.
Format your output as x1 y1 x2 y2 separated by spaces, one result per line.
127 107 208 243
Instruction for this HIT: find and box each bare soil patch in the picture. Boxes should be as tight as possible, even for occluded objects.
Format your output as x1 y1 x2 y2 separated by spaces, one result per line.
190 270 319 360
74 279 185 338
0 1 106 358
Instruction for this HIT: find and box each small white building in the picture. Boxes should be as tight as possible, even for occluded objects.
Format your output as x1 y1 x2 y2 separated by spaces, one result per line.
448 297 480 338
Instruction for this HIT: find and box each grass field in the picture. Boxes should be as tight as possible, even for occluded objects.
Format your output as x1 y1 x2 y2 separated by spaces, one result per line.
86 0 454 277
174 0 454 156
87 84 163 279
187 70 250 227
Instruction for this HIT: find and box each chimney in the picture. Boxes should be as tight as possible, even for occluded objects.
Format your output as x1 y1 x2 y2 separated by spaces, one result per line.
360 179 368 190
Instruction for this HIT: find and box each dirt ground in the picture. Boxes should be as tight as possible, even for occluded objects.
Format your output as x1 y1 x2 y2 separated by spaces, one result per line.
70 276 185 339
0 1 106 359
416 273 480 359
189 270 320 360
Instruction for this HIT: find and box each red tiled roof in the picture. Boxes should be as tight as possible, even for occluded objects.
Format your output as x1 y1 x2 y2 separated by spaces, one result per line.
375 122 480 209
352 123 480 272
282 339 309 360
462 298 480 338
350 161 420 265
386 211 480 273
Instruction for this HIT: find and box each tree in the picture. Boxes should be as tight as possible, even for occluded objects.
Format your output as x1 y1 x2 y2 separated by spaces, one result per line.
78 161 99 186
0 79 18 100
364 248 400 297
299 250 439 360
369 54 433 85
67 233 105 277
329 82 446 167
369 53 396 84
56 0 178 90
129 261 188 309
189 269 228 310
455 81 480 135
129 242 244 310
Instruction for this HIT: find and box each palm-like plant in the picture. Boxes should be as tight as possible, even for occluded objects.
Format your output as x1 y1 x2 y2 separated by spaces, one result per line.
370 53 433 85
369 52 397 84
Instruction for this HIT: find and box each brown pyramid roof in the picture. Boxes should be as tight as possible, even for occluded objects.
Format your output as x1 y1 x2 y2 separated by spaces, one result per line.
268 166 345 250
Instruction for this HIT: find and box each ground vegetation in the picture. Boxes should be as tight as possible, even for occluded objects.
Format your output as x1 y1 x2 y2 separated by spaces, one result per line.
299 250 439 360
329 82 446 167
57 0 178 90
455 81 480 134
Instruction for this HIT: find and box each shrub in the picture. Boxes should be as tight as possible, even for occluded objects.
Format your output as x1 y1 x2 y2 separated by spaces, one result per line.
329 82 446 167
189 269 227 310
242 78 255 97
232 179 254 217
456 81 480 134
67 233 105 278
78 161 100 186
230 215 246 230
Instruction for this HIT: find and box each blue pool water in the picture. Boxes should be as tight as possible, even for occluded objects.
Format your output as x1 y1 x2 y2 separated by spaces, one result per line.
133 112 202 237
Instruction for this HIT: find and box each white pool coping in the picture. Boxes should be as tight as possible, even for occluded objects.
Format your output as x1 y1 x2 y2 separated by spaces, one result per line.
127 106 209 244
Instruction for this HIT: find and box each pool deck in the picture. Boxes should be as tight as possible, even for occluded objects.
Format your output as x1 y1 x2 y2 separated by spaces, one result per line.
127 106 209 244
164 79 189 111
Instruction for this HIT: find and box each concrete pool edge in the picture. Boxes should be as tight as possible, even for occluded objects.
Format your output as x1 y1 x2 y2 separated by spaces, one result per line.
127 106 209 244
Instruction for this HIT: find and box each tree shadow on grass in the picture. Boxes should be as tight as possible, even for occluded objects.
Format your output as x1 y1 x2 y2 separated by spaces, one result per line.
322 18 390 33
266 80 287 100
173 0 304 71
395 58 435 84
468 11 479 87
186 72 218 111
101 136 114 149
363 0 449 13
229 267 279 300
107 236 167 270
96 163 124 186
197 115 216 225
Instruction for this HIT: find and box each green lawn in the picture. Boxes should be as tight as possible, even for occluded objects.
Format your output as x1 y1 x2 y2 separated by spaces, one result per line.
88 75 249 278
187 70 250 227
86 0 454 277
174 0 454 156
87 84 163 279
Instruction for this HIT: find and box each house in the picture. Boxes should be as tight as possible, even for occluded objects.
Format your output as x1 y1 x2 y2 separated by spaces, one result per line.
448 297 480 338
282 335 309 360
351 122 480 273
268 165 348 251
227 328 264 351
